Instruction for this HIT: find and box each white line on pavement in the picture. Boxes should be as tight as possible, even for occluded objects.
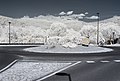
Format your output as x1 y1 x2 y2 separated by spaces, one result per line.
0 60 18 73
114 60 120 63
100 60 110 63
86 61 95 63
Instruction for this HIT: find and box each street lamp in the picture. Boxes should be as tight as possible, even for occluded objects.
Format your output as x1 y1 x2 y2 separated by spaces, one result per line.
55 73 72 81
96 13 100 45
113 32 115 44
8 22 11 44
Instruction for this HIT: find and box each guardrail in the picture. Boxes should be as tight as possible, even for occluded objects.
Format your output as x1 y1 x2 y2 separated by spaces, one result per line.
0 43 44 45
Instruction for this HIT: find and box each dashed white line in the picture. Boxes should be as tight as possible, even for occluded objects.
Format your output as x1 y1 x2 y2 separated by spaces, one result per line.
100 60 110 63
114 60 120 63
86 61 95 63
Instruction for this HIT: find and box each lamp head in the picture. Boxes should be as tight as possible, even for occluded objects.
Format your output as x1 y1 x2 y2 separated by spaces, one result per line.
9 22 11 24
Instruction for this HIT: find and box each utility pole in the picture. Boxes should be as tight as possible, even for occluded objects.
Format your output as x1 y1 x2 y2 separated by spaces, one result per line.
8 22 11 44
97 13 100 45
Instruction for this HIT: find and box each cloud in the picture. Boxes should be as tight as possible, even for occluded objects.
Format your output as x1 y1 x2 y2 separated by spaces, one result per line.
67 11 74 15
70 13 85 19
86 16 99 19
85 12 88 15
79 13 85 17
59 11 66 15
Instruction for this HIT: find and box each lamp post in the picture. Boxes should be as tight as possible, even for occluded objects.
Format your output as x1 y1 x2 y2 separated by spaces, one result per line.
8 22 11 44
96 13 100 45
55 73 72 81
113 32 115 44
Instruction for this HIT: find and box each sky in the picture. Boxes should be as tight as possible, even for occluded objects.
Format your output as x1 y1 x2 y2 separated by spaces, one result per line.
0 0 120 19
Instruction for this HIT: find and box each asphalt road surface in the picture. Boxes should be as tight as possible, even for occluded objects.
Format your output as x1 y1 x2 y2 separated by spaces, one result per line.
0 45 120 81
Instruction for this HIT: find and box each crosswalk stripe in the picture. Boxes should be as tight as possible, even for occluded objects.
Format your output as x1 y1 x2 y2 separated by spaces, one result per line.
86 61 95 63
114 60 120 63
100 61 110 63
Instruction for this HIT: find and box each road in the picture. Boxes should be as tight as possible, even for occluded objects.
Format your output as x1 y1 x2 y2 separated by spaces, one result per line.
42 46 120 81
0 45 120 81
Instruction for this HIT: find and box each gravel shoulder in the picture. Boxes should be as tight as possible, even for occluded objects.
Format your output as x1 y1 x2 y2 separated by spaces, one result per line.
0 60 74 81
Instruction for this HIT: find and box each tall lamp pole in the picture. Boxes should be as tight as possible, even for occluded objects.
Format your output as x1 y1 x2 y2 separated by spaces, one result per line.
8 22 11 44
113 32 115 44
97 13 100 45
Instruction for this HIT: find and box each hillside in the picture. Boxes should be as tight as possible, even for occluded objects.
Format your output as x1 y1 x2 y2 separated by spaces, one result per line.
0 15 120 45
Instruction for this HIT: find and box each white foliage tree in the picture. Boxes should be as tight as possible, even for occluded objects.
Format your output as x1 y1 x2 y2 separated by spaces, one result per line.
49 22 67 37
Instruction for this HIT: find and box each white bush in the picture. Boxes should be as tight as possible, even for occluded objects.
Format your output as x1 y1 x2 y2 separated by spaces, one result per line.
49 22 67 36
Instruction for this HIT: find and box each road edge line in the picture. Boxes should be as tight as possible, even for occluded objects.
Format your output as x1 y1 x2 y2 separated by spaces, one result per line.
0 60 18 73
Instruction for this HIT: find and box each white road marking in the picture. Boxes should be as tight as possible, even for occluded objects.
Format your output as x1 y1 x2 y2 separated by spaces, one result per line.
86 61 95 63
100 60 110 63
36 61 81 81
0 60 18 73
114 60 120 63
